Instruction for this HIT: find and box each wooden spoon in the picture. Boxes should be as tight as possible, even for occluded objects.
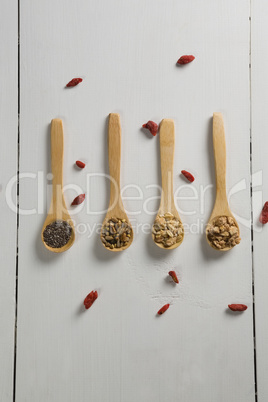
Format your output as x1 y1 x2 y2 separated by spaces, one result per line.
206 113 240 251
41 119 75 253
152 119 184 249
100 113 133 252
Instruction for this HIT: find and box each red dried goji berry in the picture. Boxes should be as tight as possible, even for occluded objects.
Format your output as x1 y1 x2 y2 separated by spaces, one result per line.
71 194 85 206
66 78 83 87
168 271 179 284
181 170 195 182
157 304 170 315
142 121 158 136
228 304 247 312
177 55 195 65
84 290 98 309
259 202 268 224
76 160 86 169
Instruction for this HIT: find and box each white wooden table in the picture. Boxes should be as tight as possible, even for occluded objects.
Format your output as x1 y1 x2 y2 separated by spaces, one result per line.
1 0 268 401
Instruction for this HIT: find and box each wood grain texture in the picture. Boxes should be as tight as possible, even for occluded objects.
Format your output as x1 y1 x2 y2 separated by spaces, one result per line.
159 119 176 214
16 0 254 401
212 112 228 211
108 113 122 211
252 0 268 400
0 1 17 401
41 119 75 253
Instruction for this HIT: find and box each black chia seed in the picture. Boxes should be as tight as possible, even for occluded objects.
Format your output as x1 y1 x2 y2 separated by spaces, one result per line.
43 220 72 248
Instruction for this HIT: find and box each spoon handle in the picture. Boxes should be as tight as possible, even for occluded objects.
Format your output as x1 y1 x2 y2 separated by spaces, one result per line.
108 113 121 208
51 119 64 206
160 119 175 212
213 113 228 205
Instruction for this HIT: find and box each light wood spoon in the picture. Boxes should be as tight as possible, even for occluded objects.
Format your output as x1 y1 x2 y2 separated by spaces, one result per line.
41 119 75 253
152 119 184 249
100 113 133 252
206 113 240 251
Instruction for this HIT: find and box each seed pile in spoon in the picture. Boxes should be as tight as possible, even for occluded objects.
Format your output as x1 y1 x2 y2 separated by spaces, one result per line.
101 217 132 249
207 216 240 250
43 220 72 248
152 212 184 247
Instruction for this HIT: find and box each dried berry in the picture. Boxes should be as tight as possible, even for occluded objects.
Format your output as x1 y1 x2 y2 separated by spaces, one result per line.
71 194 85 206
168 271 179 284
84 290 98 309
142 121 158 136
66 78 83 87
259 202 268 224
228 304 247 312
181 170 195 182
157 304 170 315
177 55 195 65
76 160 86 169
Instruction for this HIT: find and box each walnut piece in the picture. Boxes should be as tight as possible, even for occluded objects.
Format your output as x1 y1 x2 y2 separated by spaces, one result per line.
207 215 240 250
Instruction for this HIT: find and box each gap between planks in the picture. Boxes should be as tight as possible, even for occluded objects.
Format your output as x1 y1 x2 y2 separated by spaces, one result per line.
13 0 20 401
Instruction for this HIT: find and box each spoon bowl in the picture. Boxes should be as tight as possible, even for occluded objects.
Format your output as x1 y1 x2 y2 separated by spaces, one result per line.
100 113 133 252
41 119 75 253
206 113 240 251
152 119 184 250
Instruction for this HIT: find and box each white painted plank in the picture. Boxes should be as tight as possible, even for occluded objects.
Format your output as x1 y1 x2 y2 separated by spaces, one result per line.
17 1 254 401
252 1 268 400
0 1 18 401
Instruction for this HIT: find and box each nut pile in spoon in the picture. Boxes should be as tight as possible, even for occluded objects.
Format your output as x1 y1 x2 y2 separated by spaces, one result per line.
101 217 132 249
152 212 184 247
207 216 240 250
